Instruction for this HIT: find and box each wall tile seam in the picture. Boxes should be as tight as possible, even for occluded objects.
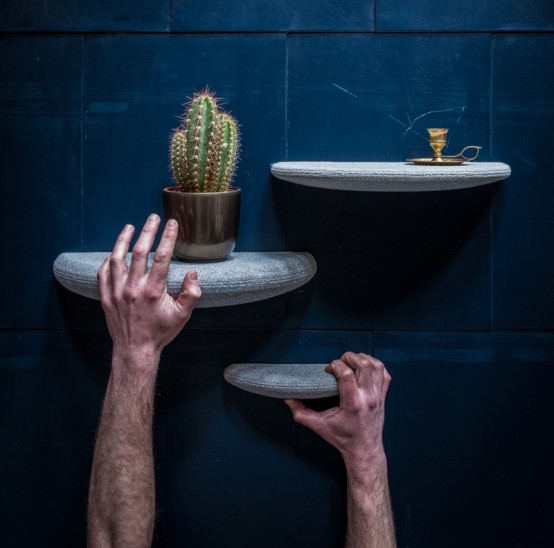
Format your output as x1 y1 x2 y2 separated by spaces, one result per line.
2 30 554 38
79 36 86 329
372 329 554 334
0 327 101 333
2 327 552 334
0 30 290 36
373 29 554 34
489 33 495 329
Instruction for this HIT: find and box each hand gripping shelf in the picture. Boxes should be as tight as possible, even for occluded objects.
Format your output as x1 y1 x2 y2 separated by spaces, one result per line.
54 251 326 397
53 251 316 308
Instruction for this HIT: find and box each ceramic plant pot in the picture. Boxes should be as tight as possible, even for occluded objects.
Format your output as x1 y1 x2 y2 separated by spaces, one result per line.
163 187 241 262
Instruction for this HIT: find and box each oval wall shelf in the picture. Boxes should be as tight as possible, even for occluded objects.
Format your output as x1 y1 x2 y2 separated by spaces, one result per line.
271 161 511 192
224 363 338 399
53 251 317 308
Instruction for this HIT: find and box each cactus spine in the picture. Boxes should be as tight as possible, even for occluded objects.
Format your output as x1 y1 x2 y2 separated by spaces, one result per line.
170 91 239 192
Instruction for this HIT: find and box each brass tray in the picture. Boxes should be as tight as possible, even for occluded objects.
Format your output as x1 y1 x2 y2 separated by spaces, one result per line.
409 157 466 166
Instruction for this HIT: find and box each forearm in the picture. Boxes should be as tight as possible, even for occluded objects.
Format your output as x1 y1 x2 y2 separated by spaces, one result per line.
344 454 396 548
88 350 160 548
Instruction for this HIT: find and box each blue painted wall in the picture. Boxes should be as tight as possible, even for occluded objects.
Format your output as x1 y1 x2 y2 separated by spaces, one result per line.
1 2 553 546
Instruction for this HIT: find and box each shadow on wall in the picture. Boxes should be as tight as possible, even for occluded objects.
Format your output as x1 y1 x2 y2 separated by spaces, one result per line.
285 180 498 324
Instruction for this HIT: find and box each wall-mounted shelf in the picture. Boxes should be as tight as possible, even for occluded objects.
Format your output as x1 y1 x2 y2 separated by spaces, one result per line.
271 161 511 192
224 363 338 399
53 251 316 308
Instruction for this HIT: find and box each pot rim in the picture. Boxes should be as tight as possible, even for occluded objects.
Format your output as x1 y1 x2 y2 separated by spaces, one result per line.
163 186 241 195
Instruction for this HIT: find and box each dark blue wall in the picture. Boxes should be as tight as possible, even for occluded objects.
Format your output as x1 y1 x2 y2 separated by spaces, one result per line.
1 2 553 547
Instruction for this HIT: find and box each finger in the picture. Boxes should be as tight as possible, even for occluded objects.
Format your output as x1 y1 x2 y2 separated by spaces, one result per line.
176 271 202 318
328 360 360 411
340 351 375 390
368 356 386 398
111 223 134 259
128 214 160 284
284 399 323 432
148 219 178 293
381 364 392 400
109 224 134 295
97 255 112 306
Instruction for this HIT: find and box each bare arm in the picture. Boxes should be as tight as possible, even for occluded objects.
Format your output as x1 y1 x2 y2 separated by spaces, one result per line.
87 214 201 548
285 352 396 548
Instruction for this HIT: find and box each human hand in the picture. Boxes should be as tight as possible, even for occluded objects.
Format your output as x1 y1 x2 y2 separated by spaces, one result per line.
285 352 391 470
97 214 201 363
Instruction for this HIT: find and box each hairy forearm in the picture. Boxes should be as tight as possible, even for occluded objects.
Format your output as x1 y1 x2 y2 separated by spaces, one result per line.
344 454 396 548
88 350 160 548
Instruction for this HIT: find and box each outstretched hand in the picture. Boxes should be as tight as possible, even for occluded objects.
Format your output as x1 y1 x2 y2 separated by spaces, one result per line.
285 352 391 468
97 214 201 362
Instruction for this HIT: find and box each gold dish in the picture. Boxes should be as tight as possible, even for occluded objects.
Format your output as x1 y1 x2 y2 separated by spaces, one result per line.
409 157 466 166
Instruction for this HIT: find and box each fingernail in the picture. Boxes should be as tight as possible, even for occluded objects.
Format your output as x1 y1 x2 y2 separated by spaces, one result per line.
190 271 198 281
167 219 177 228
149 213 159 222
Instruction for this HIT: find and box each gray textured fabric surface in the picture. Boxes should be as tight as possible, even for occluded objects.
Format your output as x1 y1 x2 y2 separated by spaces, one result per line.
271 161 511 192
224 363 338 399
53 252 317 308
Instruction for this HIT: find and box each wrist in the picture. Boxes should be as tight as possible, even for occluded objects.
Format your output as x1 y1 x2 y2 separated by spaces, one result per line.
111 345 161 379
342 449 388 482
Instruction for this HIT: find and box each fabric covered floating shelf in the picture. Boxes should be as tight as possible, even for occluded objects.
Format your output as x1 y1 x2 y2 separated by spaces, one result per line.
53 252 317 308
224 363 338 399
271 161 511 192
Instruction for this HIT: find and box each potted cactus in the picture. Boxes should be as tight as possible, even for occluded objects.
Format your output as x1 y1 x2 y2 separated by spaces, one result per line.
163 91 241 261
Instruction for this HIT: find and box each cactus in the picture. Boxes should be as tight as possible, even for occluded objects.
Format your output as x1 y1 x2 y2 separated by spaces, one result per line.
212 112 239 192
170 91 239 192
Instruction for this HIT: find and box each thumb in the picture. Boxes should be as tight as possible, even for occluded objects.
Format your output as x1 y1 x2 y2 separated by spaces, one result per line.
177 270 202 315
284 399 322 431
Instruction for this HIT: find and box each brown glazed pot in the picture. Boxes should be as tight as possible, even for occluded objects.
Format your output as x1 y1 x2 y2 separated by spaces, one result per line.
162 187 241 262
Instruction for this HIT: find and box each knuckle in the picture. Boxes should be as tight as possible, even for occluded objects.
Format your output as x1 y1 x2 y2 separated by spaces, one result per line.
373 359 385 370
342 368 355 379
123 287 139 302
349 399 364 414
132 246 148 260
154 249 170 263
144 285 161 300
291 410 303 423
367 398 378 410
163 222 177 235
142 220 157 232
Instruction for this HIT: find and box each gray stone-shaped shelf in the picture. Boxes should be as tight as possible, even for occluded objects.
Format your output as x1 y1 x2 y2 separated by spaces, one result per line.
271 161 511 192
53 252 317 308
224 363 338 399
